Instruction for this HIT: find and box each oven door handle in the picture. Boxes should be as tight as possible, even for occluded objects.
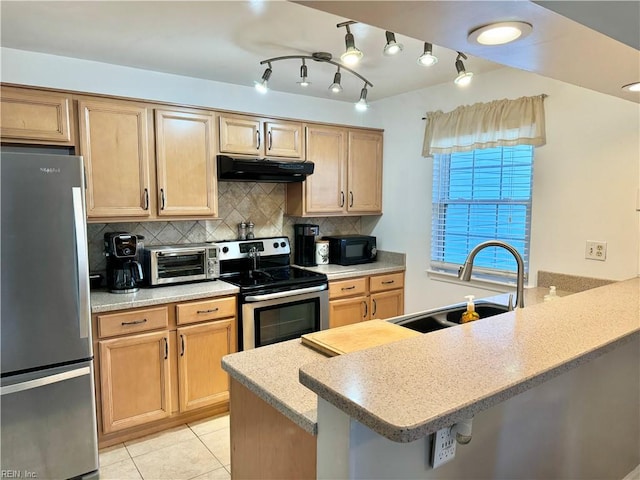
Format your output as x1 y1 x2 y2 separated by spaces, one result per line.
244 284 327 302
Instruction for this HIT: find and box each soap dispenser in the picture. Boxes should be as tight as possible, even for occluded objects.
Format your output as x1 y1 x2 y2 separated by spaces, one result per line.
461 295 480 324
544 285 558 302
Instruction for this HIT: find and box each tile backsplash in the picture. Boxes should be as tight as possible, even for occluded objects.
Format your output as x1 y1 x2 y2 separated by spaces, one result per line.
88 181 361 273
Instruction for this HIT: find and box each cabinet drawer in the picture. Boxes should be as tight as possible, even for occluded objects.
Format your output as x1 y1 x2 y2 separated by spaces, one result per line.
176 296 236 325
329 277 368 299
97 307 169 338
370 272 404 293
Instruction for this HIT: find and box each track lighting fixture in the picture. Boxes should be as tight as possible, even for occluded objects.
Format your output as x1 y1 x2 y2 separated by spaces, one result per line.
355 84 369 111
417 42 438 66
254 63 272 93
383 31 403 56
329 67 343 93
297 59 310 87
468 21 533 45
454 52 473 86
337 21 363 65
255 52 373 111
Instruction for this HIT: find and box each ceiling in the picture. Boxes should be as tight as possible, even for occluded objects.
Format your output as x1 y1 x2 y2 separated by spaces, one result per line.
1 1 638 105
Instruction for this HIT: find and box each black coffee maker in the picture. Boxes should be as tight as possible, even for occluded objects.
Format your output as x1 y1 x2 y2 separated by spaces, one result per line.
104 232 144 293
293 224 319 267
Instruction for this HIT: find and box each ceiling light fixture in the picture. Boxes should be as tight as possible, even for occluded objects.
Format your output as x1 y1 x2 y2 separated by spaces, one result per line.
355 84 369 111
329 67 343 93
256 52 373 110
297 59 310 87
337 21 363 65
383 31 404 56
454 52 473 86
254 63 272 93
622 82 640 92
417 42 438 66
468 21 533 45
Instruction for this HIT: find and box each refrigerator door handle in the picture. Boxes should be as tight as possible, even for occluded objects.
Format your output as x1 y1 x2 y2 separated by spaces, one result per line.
72 187 90 339
0 366 91 396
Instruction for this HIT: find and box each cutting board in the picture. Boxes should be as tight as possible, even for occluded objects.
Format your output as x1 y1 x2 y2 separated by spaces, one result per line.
301 319 421 357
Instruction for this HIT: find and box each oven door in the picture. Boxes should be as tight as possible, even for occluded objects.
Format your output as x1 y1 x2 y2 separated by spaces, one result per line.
241 285 329 350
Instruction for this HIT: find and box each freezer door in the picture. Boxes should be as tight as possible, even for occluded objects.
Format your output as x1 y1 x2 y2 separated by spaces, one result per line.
0 361 99 478
1 152 92 374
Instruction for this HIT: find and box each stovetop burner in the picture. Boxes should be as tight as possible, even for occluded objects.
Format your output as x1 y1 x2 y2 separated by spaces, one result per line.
221 265 327 295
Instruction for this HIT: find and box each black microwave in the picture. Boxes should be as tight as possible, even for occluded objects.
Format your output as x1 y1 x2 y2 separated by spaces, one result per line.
323 235 377 265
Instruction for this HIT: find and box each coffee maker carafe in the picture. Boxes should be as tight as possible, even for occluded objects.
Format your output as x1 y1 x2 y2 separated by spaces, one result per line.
104 232 144 293
294 224 319 267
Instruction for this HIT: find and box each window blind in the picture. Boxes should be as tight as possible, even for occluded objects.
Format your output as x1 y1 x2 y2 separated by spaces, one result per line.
431 145 534 283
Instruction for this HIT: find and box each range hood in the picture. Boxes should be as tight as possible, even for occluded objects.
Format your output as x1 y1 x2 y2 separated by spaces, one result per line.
217 155 314 183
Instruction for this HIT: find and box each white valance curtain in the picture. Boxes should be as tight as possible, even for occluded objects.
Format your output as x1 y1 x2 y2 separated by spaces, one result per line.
422 94 547 156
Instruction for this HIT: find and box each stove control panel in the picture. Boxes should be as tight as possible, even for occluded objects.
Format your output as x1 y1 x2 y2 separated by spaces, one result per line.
218 237 290 261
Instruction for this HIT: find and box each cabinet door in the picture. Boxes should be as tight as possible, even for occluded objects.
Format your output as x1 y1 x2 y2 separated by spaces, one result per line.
79 99 152 218
302 125 347 214
155 109 217 217
177 319 236 412
264 121 303 158
0 86 73 144
219 114 261 155
347 130 383 213
329 295 369 329
99 331 171 433
370 289 404 320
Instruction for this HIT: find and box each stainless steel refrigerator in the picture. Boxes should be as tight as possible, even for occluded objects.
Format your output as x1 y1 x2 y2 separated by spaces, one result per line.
1 151 99 478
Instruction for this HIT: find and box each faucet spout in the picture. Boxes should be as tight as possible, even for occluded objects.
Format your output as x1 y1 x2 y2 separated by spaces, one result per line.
458 240 525 309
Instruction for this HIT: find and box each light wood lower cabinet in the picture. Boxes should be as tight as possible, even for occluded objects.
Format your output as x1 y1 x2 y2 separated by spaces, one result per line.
93 295 237 447
99 330 171 434
328 272 404 328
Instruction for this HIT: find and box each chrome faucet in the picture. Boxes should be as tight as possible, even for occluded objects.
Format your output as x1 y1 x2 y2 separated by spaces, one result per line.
458 240 525 310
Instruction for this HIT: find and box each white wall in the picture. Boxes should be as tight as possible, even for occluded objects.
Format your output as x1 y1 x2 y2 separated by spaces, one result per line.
3 48 638 314
365 68 640 313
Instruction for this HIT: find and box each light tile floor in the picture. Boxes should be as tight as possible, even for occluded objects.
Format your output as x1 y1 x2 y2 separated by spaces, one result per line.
98 414 231 480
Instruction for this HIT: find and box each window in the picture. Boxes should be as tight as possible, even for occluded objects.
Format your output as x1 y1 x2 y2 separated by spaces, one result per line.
431 145 534 283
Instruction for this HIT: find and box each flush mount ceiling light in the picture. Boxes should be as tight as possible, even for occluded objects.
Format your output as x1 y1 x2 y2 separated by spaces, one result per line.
454 52 473 86
338 20 364 65
622 82 640 92
255 52 373 111
468 21 533 45
417 42 438 66
383 31 404 56
297 59 310 87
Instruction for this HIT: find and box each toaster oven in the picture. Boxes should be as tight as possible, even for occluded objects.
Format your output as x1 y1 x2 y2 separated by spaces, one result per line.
143 244 220 286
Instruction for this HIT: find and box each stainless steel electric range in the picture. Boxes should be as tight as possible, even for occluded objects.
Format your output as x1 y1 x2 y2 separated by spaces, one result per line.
217 237 328 350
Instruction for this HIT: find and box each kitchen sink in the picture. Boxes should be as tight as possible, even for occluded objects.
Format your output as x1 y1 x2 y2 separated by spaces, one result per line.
389 301 511 334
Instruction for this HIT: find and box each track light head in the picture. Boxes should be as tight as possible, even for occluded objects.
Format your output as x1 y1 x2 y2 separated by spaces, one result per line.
339 23 363 65
329 69 343 93
417 42 438 66
297 60 310 87
454 53 473 86
383 31 403 56
355 85 369 111
254 65 272 93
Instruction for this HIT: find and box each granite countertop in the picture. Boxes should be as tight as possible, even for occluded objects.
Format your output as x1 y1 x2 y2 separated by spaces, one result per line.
299 278 639 442
90 280 239 313
298 261 405 281
221 285 570 435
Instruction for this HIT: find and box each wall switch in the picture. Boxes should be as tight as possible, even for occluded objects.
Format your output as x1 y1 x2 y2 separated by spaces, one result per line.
585 241 607 261
431 427 456 468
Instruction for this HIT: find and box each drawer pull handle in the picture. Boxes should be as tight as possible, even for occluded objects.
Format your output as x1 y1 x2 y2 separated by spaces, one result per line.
382 280 395 285
180 334 185 357
341 286 356 291
197 308 219 314
121 318 147 326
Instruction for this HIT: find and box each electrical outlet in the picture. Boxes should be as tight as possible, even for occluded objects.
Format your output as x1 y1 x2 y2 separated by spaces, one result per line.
585 241 607 261
431 426 456 468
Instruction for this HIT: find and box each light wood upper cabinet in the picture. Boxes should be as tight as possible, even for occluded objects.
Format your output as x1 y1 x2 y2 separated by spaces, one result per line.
155 109 217 217
78 98 152 218
0 86 74 145
347 130 383 214
286 127 382 216
99 330 171 434
219 113 303 159
177 318 236 412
